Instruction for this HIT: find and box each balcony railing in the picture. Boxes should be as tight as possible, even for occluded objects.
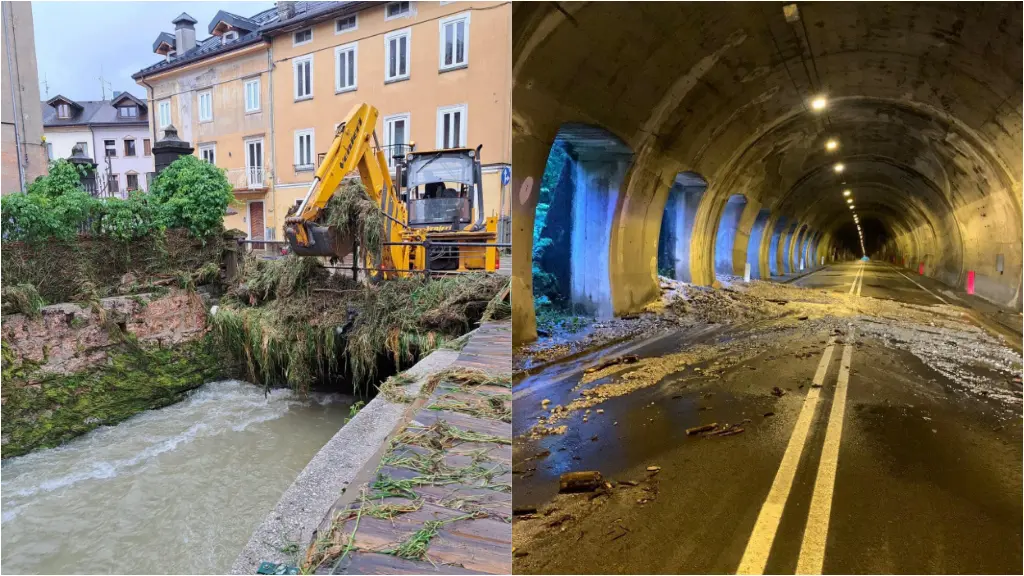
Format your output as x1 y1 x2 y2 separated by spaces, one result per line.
224 167 266 190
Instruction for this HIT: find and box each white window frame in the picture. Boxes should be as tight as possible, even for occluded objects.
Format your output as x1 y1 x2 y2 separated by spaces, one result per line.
199 143 216 165
438 12 470 71
334 42 358 93
158 99 171 128
385 1 411 20
198 90 213 122
57 103 70 119
76 141 89 157
222 30 239 44
118 106 138 118
436 104 467 149
382 112 410 169
104 139 117 158
335 14 357 34
245 137 264 188
384 28 411 83
293 27 313 47
294 128 315 171
293 55 314 101
244 78 261 112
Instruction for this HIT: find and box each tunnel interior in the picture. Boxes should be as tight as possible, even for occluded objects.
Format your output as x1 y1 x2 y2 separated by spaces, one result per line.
512 2 1022 344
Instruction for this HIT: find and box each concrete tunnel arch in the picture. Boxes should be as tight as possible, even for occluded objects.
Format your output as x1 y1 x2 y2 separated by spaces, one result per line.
512 2 1023 344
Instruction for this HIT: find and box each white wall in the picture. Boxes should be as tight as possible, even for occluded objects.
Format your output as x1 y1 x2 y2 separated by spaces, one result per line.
91 125 155 193
44 128 92 161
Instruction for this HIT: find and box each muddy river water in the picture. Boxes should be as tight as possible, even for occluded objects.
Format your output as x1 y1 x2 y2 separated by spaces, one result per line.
1 380 350 574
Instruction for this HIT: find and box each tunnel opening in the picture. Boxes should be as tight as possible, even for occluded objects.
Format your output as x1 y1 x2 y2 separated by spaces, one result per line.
834 217 890 259
713 194 748 278
532 124 632 325
657 172 708 282
746 209 772 279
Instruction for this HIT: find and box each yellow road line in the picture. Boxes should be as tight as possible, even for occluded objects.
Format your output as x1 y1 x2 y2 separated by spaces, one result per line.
796 327 856 575
735 335 837 575
856 266 864 297
847 263 863 296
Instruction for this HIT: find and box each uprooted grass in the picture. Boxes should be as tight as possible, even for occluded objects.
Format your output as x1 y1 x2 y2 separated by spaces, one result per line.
210 255 506 394
324 181 384 260
1 283 45 318
300 367 511 573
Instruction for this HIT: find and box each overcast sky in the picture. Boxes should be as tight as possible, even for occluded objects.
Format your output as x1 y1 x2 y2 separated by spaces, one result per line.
33 1 273 102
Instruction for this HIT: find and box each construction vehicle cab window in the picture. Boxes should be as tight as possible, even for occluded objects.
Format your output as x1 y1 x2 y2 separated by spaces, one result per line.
284 103 500 276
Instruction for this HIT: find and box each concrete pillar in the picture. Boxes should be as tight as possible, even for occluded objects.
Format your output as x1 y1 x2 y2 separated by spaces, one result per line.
714 195 748 276
510 126 556 345
732 200 762 276
778 221 797 274
609 150 676 316
571 150 629 319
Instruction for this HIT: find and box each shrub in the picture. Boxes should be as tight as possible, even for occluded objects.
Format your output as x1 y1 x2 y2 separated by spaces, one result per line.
1 186 98 242
94 191 163 242
149 155 234 238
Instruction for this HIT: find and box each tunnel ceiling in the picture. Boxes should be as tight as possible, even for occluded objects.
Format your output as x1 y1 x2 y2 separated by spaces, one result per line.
514 1 1023 243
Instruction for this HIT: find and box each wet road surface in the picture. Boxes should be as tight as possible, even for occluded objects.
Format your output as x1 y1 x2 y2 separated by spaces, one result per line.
512 261 1022 574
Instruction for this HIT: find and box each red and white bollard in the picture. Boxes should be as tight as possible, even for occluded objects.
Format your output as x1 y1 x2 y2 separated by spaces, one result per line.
966 270 975 295
918 262 925 275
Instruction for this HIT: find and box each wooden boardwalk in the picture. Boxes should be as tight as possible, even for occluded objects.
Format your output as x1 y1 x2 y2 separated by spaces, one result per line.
304 322 512 575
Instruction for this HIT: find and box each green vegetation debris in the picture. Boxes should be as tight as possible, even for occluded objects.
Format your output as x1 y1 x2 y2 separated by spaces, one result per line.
1 283 45 318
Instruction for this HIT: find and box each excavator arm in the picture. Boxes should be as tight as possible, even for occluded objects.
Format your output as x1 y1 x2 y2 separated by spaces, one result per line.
284 103 409 276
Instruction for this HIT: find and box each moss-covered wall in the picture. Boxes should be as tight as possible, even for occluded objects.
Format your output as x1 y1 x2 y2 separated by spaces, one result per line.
0 289 218 458
1 337 221 458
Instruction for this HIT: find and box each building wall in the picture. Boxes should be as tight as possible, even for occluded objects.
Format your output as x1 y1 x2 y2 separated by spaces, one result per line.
90 125 156 192
2 1 48 193
43 127 94 160
141 44 274 237
269 1 512 230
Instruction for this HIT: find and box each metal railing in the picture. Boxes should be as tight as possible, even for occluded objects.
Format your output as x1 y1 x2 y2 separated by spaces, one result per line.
225 167 266 190
236 238 509 276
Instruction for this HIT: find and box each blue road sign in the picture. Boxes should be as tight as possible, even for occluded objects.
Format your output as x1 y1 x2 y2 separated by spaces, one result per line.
500 166 511 186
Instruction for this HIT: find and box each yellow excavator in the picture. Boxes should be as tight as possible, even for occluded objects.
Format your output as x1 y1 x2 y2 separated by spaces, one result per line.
284 102 500 277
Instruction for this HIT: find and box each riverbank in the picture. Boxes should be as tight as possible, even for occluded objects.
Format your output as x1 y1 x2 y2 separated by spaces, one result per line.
1 290 220 457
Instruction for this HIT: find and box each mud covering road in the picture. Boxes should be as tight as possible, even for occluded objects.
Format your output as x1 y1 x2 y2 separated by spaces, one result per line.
512 261 1022 574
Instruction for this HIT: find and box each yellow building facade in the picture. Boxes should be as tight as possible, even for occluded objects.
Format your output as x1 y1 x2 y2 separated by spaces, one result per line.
135 2 511 242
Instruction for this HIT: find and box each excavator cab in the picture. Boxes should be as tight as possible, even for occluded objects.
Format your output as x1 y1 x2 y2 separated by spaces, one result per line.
400 146 485 232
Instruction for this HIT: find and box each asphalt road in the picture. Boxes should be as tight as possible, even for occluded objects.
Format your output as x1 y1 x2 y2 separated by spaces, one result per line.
512 260 1023 574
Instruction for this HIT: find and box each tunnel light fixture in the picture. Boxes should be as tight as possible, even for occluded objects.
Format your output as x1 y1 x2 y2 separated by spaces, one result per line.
843 189 851 196
811 96 828 111
834 163 845 173
846 198 853 203
849 204 855 209
825 139 839 151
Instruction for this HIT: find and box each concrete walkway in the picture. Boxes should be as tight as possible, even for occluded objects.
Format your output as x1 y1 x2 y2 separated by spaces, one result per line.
301 322 512 574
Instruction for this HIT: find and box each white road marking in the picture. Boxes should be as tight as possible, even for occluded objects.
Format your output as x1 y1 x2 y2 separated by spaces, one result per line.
736 335 837 575
796 327 856 575
891 266 948 305
856 266 864 297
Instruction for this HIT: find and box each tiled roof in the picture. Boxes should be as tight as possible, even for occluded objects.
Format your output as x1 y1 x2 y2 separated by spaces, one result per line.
42 98 149 128
133 2 365 80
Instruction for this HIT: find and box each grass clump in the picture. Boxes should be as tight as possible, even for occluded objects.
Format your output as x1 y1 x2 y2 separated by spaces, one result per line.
211 255 506 394
2 283 45 318
324 181 384 260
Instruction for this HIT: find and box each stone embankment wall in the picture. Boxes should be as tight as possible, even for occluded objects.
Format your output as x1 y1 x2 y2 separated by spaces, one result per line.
2 291 206 375
1 289 219 458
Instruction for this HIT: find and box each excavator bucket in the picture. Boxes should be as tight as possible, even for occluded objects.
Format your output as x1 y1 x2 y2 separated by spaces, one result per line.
284 223 355 260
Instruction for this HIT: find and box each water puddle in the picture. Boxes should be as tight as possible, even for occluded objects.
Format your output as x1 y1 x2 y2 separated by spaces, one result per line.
1 380 350 574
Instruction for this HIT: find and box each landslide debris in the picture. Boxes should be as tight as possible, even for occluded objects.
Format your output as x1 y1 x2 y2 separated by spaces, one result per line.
211 255 506 394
